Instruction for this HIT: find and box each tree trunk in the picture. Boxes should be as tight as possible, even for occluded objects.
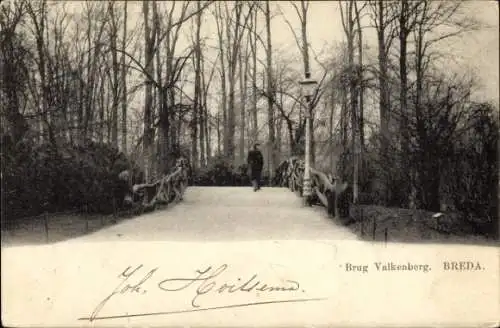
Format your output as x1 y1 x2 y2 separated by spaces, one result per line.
265 0 275 183
217 110 222 155
341 0 359 203
276 117 283 161
286 119 295 157
159 5 173 174
1 9 30 144
376 0 391 204
120 1 128 153
214 3 228 158
199 55 206 167
205 104 211 161
201 53 212 165
355 1 365 187
238 46 248 165
28 0 49 143
251 9 258 144
191 1 202 171
399 0 414 208
83 4 107 144
98 70 105 143
143 1 155 182
415 13 425 210
224 2 249 163
109 2 119 148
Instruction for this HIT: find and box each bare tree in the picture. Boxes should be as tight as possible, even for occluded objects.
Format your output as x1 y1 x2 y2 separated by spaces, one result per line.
227 2 254 162
238 32 250 165
149 1 211 173
340 0 359 203
354 2 366 153
0 0 30 144
214 2 228 157
120 1 128 153
142 0 156 181
26 0 49 143
200 50 218 164
191 0 203 171
249 7 259 145
410 0 481 211
367 0 399 204
264 0 276 181
280 0 325 164
108 1 119 148
213 2 254 162
83 2 108 143
396 0 420 208
287 0 314 164
266 58 302 158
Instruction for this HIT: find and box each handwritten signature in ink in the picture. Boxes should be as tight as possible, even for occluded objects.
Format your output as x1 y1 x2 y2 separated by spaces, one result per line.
80 264 325 322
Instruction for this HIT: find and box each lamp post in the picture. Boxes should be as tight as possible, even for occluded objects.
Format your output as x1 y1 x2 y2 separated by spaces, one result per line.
299 72 318 206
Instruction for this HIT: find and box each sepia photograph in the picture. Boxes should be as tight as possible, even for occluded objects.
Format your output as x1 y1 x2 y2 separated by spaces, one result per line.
1 0 499 327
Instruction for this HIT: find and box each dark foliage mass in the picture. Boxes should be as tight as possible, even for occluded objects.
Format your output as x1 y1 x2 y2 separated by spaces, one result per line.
336 101 499 239
1 137 142 229
191 155 270 187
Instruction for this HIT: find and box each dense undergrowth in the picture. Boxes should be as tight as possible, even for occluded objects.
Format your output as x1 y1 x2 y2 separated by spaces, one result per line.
190 155 271 187
1 137 142 229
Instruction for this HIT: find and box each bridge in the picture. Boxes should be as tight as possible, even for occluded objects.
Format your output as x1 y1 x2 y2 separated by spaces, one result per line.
1 156 355 246
75 156 356 243
2 159 498 328
66 186 357 243
2 156 496 247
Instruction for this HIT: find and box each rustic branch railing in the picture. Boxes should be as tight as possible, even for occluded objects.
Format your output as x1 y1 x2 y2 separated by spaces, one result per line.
275 158 350 220
129 157 189 211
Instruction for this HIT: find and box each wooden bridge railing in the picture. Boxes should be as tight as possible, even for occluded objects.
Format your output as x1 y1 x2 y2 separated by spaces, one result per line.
125 157 189 212
274 157 350 220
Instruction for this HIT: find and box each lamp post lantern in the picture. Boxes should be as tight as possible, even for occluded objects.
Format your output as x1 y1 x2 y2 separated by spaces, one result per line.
299 72 318 206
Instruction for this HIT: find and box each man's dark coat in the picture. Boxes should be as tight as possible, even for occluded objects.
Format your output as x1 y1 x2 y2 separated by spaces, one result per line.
247 149 264 180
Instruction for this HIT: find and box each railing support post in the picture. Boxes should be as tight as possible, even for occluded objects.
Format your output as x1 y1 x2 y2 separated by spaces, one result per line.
44 211 49 243
303 96 312 207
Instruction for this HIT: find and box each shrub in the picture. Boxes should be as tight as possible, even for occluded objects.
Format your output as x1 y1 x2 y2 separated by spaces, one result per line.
191 156 254 186
1 138 141 229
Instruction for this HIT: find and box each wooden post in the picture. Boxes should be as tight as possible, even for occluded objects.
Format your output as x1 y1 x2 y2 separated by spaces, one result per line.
372 218 376 240
360 214 364 237
315 188 328 208
85 205 89 233
113 197 117 219
360 207 364 236
335 193 340 219
44 211 49 243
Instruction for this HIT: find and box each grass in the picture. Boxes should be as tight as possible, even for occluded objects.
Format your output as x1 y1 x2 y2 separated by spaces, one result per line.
0 204 165 247
343 204 499 247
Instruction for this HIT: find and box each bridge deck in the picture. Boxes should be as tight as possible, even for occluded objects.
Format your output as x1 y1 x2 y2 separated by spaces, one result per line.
68 186 358 242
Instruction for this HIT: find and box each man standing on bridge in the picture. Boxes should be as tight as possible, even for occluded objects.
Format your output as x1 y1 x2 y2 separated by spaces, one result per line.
247 143 264 191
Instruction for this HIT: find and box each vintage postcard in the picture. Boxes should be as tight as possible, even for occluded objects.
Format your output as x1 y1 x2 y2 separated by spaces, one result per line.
1 0 499 327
